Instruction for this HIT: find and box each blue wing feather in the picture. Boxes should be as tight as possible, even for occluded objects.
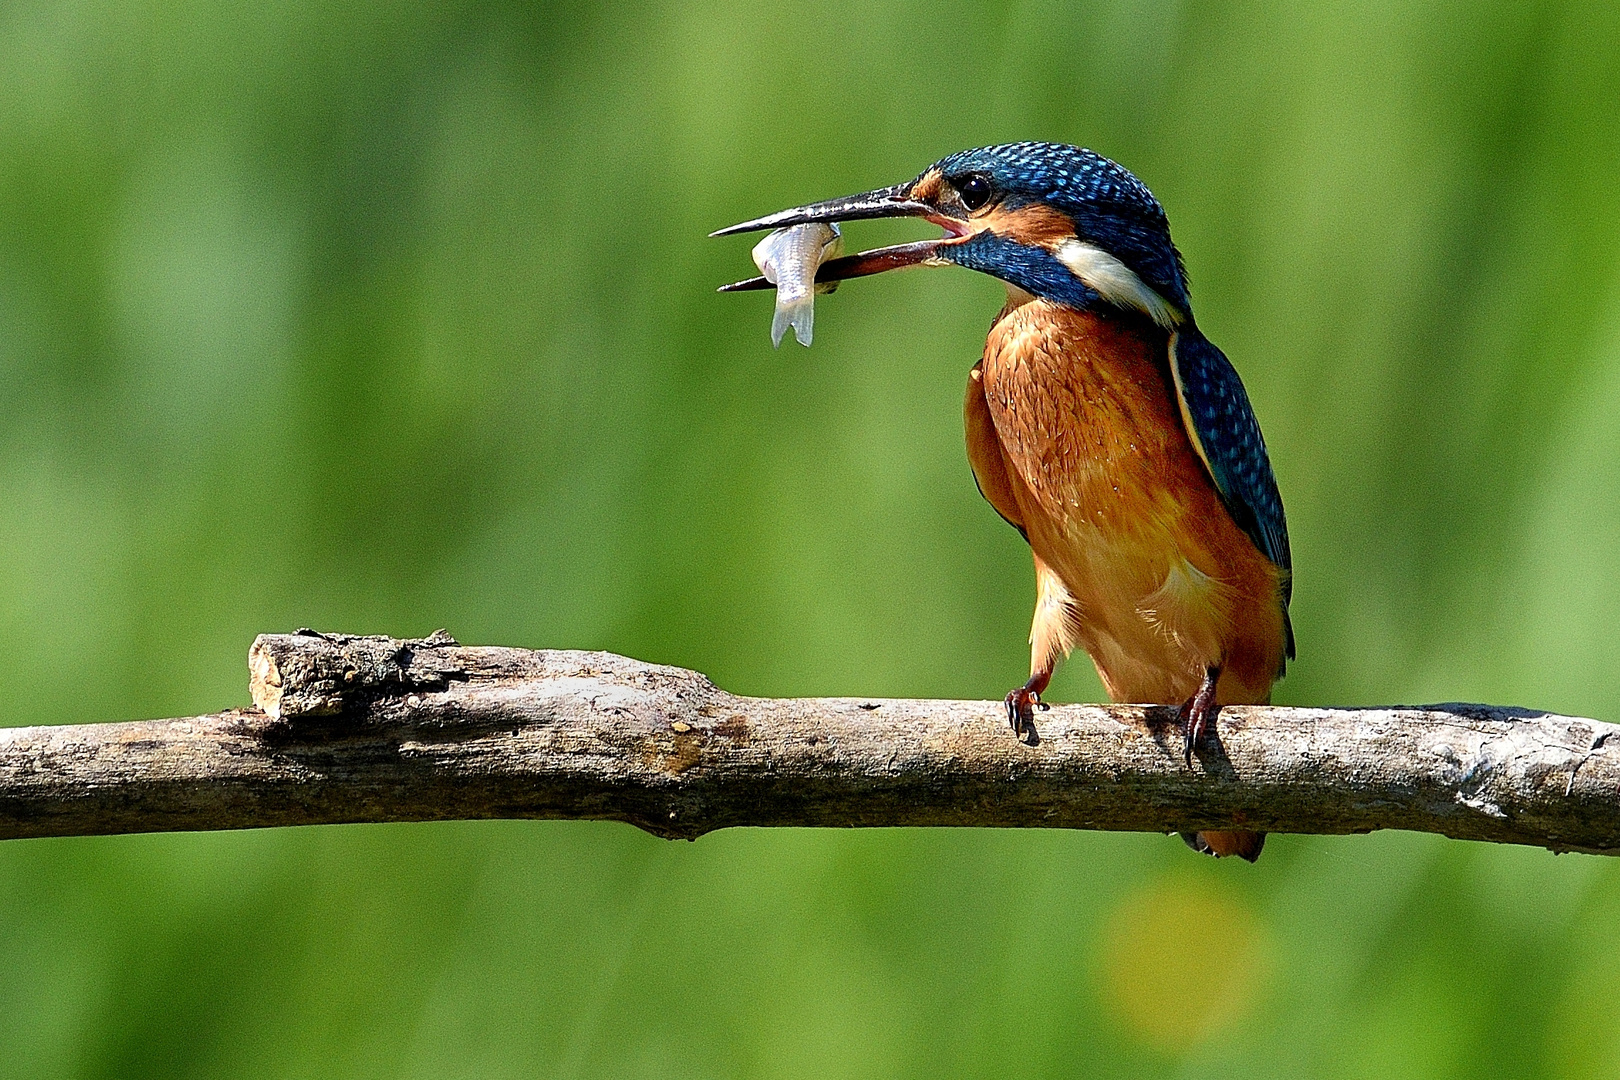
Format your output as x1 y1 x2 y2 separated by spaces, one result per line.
1170 326 1295 661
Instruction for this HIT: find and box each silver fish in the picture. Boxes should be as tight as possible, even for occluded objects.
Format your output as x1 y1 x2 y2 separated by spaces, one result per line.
750 222 843 347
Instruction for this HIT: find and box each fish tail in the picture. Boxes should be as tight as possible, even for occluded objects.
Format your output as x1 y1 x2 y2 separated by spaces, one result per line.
772 295 814 347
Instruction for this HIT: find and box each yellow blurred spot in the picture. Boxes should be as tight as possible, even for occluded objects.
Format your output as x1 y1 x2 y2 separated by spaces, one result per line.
1098 873 1271 1052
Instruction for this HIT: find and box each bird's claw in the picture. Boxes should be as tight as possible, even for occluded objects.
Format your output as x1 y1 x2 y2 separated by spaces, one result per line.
1178 667 1222 767
1004 684 1048 737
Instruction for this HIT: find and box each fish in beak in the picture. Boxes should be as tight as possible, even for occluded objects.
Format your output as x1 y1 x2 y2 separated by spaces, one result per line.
712 180 964 293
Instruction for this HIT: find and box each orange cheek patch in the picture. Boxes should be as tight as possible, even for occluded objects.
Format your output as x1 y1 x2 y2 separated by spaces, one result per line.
908 169 944 203
979 203 1076 246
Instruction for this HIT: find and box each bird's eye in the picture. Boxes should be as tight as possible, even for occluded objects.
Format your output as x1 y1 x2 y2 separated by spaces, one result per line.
959 175 993 212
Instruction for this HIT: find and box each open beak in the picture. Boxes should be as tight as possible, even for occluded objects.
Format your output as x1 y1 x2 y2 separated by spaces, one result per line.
712 181 959 292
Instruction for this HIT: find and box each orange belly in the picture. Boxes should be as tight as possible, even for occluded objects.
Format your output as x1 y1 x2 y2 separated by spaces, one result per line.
967 300 1286 706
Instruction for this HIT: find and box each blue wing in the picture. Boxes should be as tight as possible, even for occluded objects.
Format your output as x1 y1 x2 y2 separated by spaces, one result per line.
1170 326 1295 661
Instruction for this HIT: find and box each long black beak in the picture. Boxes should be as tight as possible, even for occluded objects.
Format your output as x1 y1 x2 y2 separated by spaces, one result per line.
709 183 933 237
713 181 955 292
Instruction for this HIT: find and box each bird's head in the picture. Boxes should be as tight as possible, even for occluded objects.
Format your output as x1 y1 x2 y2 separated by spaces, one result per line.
714 142 1190 328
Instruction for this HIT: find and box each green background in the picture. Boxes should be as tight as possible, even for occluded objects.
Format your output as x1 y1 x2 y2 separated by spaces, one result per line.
2 0 1619 1075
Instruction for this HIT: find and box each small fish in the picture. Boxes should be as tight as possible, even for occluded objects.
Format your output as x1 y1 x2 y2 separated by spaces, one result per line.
751 222 843 347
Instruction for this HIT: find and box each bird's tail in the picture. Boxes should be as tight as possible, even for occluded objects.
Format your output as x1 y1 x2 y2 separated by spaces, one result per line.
1183 829 1265 862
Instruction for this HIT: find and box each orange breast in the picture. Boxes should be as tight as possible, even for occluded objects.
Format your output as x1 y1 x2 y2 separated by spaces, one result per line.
977 301 1286 705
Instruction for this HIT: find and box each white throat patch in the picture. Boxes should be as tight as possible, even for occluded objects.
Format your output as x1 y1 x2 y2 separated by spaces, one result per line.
1053 238 1182 329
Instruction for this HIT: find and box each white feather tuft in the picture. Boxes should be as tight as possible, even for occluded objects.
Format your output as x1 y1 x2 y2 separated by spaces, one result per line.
1053 239 1182 328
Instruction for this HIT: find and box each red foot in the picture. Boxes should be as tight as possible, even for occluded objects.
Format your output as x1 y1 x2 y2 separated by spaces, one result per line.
1178 665 1222 767
1004 682 1048 737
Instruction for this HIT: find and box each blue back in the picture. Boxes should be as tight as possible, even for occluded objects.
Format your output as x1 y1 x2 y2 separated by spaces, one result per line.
1173 326 1295 660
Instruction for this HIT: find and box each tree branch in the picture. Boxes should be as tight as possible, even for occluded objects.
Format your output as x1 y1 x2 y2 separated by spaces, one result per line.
0 630 1615 853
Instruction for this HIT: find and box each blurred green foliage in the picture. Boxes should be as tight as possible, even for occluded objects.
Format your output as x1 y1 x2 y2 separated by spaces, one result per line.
2 0 1620 1075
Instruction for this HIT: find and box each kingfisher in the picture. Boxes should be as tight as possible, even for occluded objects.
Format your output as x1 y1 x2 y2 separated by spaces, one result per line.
714 143 1292 860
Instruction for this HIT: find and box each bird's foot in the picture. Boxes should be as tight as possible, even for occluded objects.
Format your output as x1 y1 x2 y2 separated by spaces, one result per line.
1004 681 1049 738
1178 665 1222 767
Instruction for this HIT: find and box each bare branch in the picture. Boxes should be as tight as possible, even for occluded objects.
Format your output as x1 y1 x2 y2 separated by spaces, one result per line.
0 631 1615 853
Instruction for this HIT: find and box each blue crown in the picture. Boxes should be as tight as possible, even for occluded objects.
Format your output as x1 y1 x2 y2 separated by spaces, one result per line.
928 142 1189 312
